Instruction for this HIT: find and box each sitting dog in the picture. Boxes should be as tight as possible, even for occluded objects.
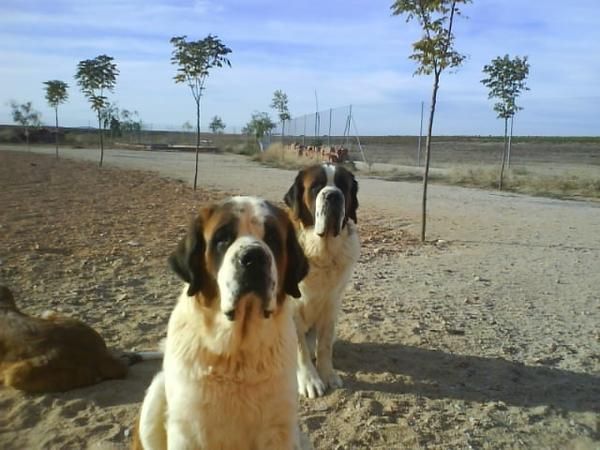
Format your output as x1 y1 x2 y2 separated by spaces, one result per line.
132 196 309 450
0 286 160 392
284 163 360 398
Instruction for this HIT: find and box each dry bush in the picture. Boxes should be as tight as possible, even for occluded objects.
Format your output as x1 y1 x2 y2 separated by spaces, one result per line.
252 142 315 170
447 167 499 189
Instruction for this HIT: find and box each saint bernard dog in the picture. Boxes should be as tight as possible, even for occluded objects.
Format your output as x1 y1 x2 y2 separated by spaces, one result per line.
284 163 360 398
132 196 309 450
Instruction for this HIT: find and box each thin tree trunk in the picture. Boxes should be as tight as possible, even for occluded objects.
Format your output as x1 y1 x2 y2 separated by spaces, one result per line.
55 106 59 159
25 127 30 151
417 100 424 167
507 115 514 168
499 117 508 190
194 99 200 191
98 114 104 167
421 74 440 243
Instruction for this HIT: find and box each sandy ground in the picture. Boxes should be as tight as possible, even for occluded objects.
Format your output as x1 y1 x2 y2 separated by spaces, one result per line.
0 147 598 450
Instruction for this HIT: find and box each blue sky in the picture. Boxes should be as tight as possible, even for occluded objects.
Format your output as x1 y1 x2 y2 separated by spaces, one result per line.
1 0 599 135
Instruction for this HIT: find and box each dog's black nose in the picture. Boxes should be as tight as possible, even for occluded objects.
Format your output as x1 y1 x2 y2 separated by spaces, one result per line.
240 247 269 267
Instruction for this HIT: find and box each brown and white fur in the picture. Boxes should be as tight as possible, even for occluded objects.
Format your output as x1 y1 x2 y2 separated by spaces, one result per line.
0 286 160 393
132 196 309 450
284 164 360 398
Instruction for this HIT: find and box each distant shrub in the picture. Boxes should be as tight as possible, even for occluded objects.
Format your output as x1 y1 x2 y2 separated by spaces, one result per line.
0 128 20 143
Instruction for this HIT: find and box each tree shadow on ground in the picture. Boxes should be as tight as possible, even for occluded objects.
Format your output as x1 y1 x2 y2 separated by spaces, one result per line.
336 340 599 413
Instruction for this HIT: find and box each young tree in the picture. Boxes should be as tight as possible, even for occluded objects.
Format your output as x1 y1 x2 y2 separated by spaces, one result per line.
392 0 470 242
270 90 291 143
243 112 275 152
99 102 120 141
170 34 232 190
10 101 41 151
75 54 119 167
182 121 193 132
209 116 226 134
481 55 530 190
43 80 69 158
121 109 142 143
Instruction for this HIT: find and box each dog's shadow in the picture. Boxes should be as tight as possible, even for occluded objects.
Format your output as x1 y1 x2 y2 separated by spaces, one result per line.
46 359 162 408
335 341 599 413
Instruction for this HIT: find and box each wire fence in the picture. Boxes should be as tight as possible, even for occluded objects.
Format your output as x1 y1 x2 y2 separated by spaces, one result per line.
270 105 371 163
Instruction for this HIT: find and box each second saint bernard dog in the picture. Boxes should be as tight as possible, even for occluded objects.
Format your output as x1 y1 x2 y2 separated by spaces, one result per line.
284 163 360 398
132 196 309 450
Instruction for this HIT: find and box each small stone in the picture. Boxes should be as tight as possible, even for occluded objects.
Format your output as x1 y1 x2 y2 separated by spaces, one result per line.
127 240 141 247
364 312 383 321
313 402 329 412
446 327 466 336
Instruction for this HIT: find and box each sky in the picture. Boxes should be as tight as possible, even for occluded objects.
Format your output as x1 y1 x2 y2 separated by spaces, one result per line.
1 0 599 136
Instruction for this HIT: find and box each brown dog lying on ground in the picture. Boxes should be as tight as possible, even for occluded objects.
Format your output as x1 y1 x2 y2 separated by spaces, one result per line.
0 286 161 393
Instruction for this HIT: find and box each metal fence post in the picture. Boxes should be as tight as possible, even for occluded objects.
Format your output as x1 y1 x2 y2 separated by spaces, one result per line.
328 108 332 146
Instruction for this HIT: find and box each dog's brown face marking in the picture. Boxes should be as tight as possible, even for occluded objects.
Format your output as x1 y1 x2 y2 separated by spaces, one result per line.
284 164 359 235
169 197 308 319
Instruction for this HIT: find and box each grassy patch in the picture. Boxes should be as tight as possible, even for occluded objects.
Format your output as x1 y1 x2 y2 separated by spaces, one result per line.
350 164 600 200
253 146 599 200
446 167 600 199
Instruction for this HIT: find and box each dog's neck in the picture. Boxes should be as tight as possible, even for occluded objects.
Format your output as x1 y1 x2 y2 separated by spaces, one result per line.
168 289 296 384
298 220 356 258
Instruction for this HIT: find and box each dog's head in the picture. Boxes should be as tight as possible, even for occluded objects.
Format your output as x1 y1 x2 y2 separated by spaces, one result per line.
169 196 308 320
284 163 358 237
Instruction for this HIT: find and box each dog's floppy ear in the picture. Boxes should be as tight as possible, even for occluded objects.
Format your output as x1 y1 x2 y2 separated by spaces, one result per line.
347 174 359 223
284 171 313 227
168 214 208 297
283 222 309 298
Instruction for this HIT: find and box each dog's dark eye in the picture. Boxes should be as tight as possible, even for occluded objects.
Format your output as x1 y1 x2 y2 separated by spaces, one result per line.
311 183 323 195
264 222 282 260
216 239 230 253
212 225 235 254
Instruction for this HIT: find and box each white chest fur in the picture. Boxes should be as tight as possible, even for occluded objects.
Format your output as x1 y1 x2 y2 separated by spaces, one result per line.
295 221 360 321
161 290 299 450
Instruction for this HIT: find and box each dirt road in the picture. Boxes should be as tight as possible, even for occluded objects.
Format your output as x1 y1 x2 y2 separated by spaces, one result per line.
0 147 598 449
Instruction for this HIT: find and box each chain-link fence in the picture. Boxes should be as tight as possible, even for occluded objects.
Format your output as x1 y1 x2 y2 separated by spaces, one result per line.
271 105 369 164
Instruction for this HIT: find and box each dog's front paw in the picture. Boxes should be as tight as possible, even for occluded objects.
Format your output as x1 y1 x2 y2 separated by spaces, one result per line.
297 366 326 398
319 368 343 389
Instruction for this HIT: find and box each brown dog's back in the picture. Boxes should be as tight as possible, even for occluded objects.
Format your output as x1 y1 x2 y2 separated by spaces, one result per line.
0 286 128 392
